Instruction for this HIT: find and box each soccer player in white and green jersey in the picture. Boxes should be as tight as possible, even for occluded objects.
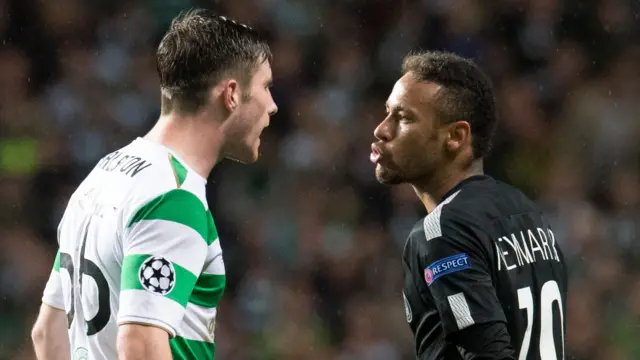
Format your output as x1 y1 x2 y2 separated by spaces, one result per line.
31 9 277 360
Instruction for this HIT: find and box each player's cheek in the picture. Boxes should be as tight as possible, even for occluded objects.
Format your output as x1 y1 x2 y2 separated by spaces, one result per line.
410 145 432 174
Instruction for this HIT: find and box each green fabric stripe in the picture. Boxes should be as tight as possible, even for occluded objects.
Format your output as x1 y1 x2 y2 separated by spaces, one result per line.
121 254 197 308
53 251 61 272
206 211 218 244
170 336 215 360
170 155 188 187
190 274 226 308
127 189 213 245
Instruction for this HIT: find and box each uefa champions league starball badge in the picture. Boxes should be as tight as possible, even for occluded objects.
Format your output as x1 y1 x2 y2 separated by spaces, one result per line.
139 256 176 295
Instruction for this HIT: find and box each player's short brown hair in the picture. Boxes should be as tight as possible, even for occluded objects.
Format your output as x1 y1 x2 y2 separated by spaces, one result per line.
156 9 272 114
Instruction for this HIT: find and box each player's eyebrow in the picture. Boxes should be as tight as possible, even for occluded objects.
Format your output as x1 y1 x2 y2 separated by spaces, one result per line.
385 102 411 114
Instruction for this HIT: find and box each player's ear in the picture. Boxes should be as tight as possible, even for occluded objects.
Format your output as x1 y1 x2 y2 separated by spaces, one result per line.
445 121 471 153
222 79 240 113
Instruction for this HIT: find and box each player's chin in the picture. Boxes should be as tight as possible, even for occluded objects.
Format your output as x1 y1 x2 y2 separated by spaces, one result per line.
248 137 262 162
225 143 259 164
245 150 259 163
375 165 405 185
239 141 262 164
231 151 259 164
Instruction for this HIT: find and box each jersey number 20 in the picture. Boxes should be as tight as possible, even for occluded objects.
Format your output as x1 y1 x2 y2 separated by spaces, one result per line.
59 220 111 335
517 280 564 360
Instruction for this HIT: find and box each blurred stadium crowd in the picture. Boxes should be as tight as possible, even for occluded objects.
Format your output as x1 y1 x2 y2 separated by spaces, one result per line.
1 0 639 359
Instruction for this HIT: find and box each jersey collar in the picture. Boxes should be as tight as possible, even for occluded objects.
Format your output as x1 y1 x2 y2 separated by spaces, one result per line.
439 174 491 204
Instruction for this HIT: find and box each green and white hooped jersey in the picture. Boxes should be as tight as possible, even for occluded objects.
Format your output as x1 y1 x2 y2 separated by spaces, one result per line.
41 137 225 360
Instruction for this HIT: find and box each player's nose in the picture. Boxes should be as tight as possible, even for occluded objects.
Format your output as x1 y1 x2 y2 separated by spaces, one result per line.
269 105 278 116
268 99 278 116
374 117 392 141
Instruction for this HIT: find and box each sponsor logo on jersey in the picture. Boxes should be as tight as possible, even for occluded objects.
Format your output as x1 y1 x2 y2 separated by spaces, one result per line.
139 256 176 295
424 253 470 286
402 292 412 323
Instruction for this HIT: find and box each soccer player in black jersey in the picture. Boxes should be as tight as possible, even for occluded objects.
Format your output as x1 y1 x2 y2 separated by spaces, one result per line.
370 51 567 360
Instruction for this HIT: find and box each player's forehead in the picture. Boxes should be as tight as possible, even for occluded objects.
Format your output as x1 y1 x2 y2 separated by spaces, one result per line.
386 73 441 114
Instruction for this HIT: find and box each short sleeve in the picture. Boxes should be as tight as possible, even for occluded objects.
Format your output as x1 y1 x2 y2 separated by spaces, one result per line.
42 251 66 310
422 217 506 336
117 189 211 337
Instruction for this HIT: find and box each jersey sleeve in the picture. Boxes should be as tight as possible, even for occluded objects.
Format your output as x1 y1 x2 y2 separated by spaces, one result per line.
450 322 516 360
118 189 212 337
422 215 507 336
42 251 66 310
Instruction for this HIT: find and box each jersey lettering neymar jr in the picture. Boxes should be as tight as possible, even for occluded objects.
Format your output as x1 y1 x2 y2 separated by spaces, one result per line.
41 137 225 360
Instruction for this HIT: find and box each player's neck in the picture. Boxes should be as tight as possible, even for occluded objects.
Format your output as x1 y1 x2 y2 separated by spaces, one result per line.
412 160 484 213
144 113 223 179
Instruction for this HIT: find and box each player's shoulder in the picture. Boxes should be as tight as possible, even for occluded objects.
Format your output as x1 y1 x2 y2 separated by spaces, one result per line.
127 139 207 206
412 175 538 248
402 217 428 259
439 175 539 229
405 175 544 267
87 138 209 216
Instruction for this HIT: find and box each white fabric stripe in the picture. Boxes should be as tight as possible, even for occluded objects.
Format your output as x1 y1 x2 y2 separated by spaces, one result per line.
118 315 177 338
125 219 208 275
118 289 184 337
176 302 218 342
210 238 221 253
447 292 475 330
423 190 462 241
203 257 225 275
181 172 207 204
202 239 225 275
42 271 65 310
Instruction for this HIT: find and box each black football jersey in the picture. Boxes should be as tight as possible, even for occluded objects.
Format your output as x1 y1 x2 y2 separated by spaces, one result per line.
402 175 567 360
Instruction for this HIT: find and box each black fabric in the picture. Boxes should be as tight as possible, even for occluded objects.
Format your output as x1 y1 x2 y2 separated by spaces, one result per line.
402 175 568 360
451 322 516 360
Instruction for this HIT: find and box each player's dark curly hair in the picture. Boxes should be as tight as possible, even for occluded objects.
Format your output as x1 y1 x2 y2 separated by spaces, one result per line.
156 9 272 115
402 51 497 159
